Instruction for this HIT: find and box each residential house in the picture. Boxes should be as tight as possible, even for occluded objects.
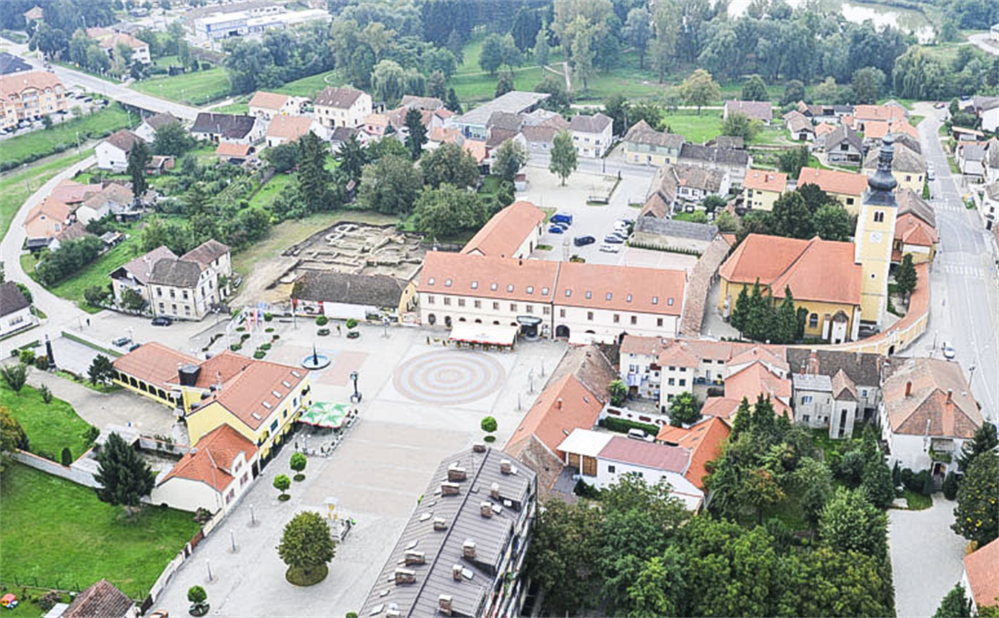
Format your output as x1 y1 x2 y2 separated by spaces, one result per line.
957 142 987 182
712 135 745 150
248 91 295 120
784 110 814 141
863 119 919 147
359 446 537 618
49 178 101 206
520 112 568 153
557 429 707 510
724 100 773 125
399 94 444 110
151 424 257 514
849 103 907 131
655 416 731 504
970 95 999 133
622 120 685 165
983 181 999 230
863 142 926 192
484 110 525 152
791 372 860 439
48 221 92 251
291 271 415 321
87 27 150 63
23 196 73 250
215 141 254 164
452 90 549 140
879 357 983 477
796 167 868 214
962 538 999 615
815 122 836 140
134 111 181 143
722 352 793 417
112 343 312 461
796 101 840 123
147 239 232 320
0 282 33 337
62 579 136 618
642 163 729 218
146 154 175 176
461 200 546 259
0 70 66 131
677 142 751 186
620 335 669 400
952 126 984 142
985 138 999 185
631 216 718 254
821 124 864 164
569 112 613 158
893 188 937 264
786 348 882 423
313 86 372 129
264 115 321 148
718 234 863 343
191 112 261 144
329 126 358 153
742 169 787 211
75 183 133 225
96 129 139 172
110 245 178 309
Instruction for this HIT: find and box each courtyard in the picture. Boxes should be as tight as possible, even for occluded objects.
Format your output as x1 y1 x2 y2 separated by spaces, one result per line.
150 323 566 616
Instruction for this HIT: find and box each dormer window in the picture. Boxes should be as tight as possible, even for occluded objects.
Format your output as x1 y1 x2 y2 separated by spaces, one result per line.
652 296 659 305
490 283 498 291
507 284 514 292
444 279 452 287
427 277 435 285
606 293 612 301
542 287 549 295
585 291 592 299
565 290 571 297
626 294 632 302
471 281 478 289
667 298 674 306
526 286 534 294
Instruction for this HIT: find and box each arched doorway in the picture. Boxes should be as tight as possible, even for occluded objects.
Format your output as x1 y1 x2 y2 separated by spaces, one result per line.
445 315 452 328
427 313 437 325
555 325 570 339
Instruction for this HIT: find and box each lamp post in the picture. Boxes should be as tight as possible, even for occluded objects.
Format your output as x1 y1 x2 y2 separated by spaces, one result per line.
350 370 361 403
382 316 390 338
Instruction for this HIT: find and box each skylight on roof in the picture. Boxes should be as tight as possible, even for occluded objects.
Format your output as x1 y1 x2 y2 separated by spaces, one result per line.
565 289 571 297
427 277 435 285
585 291 592 299
445 279 452 287
490 283 498 290
507 284 514 292
606 292 612 300
626 294 632 302
668 297 674 306
291 370 301 378
526 286 534 294
652 296 659 305
542 287 549 295
281 380 291 388
271 390 282 398
471 281 478 289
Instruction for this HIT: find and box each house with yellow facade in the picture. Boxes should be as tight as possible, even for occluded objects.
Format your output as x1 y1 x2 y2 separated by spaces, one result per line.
741 169 787 211
112 343 312 465
893 188 937 264
855 137 901 327
862 141 926 193
797 167 868 215
719 235 863 343
622 120 686 166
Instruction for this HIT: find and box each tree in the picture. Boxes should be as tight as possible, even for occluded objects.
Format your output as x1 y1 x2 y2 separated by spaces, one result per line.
403 108 427 160
495 70 514 98
730 284 750 334
534 25 550 67
359 155 423 214
567 16 599 90
715 210 739 232
61 447 73 466
820 488 888 560
511 6 541 51
370 60 406 106
1 406 29 470
535 74 571 113
668 391 700 427
623 7 653 69
152 122 194 157
952 451 999 546
263 143 299 173
958 423 999 472
187 585 208 616
934 584 973 618
298 132 336 212
420 143 479 189
774 287 798 344
413 184 486 239
549 130 578 186
333 135 366 184
481 416 497 443
781 80 806 106
0 364 28 394
721 112 760 142
127 139 151 198
778 145 810 179
771 191 814 239
625 552 682 617
795 458 834 529
87 354 115 386
813 203 854 241
860 454 896 509
852 67 885 105
427 70 447 101
479 33 520 75
274 474 292 500
493 139 528 183
814 76 839 103
894 253 917 303
445 87 462 114
290 452 307 481
94 432 156 515
743 467 786 524
679 69 719 114
741 74 768 101
608 379 627 406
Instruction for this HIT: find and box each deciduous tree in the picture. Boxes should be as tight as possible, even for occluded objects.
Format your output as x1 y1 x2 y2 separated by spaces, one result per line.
679 68 719 114
87 354 115 386
153 122 194 157
623 7 653 69
290 452 307 481
526 497 603 615
668 391 700 427
894 253 917 303
820 488 888 560
721 112 760 142
359 155 423 214
1 406 29 470
851 66 885 104
413 184 487 239
492 139 528 183
420 142 480 189
127 139 151 198
813 203 854 241
741 74 769 101
277 511 337 580
549 130 578 185
0 364 28 394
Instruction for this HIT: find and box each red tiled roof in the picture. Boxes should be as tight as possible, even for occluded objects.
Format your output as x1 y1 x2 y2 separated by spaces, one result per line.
620 334 667 356
195 360 308 431
51 179 101 205
419 252 558 303
555 262 685 316
797 167 868 197
964 538 999 610
461 200 545 258
0 70 62 98
655 416 730 488
160 424 256 492
112 341 198 390
895 213 937 247
249 91 290 111
854 104 907 123
724 362 792 416
699 397 743 419
216 142 252 157
598 435 690 473
743 169 787 193
505 375 604 460
882 357 982 438
265 115 314 142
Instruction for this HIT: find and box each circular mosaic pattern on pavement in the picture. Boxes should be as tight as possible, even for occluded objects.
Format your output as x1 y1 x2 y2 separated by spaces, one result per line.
393 351 505 405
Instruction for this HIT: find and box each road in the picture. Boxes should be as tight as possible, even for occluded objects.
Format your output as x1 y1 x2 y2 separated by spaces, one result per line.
0 37 200 121
967 33 999 57
916 103 999 425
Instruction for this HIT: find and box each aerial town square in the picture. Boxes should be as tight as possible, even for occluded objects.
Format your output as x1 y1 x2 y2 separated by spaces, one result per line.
0 0 997 616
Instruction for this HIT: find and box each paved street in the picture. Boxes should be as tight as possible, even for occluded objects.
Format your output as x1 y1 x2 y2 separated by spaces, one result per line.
916 104 999 425
888 497 968 618
967 33 999 57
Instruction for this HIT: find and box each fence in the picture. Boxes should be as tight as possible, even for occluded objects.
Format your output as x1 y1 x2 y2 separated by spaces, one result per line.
61 329 122 358
14 450 100 489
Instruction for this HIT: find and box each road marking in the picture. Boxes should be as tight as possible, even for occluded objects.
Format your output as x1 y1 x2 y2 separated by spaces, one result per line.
937 263 985 277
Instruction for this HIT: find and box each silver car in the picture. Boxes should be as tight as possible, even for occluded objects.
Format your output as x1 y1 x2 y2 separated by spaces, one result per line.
942 341 955 360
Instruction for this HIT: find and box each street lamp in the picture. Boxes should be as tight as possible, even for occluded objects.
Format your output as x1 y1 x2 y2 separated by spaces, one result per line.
350 371 361 403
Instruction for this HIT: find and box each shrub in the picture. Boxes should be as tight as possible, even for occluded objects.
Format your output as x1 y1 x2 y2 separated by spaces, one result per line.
61 447 73 466
240 333 251 341
18 348 35 366
346 318 358 330
265 327 275 333
38 591 61 612
264 312 273 321
316 316 329 326
236 326 246 332
608 379 628 406
573 479 601 500
273 334 280 340
34 355 49 371
39 383 52 403
193 507 212 524
188 585 208 615
480 416 498 433
259 343 271 350
598 417 659 437
230 344 242 351
253 351 266 359
943 471 959 500
82 426 100 448
36 450 56 461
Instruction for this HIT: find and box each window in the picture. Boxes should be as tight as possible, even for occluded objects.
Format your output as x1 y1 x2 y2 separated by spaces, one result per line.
905 175 911 182
802 395 813 404
667 298 674 306
587 311 594 321
613 314 620 323
510 303 517 312
427 295 435 305
874 211 884 223
559 308 566 318
679 379 686 387
541 287 549 295
444 279 452 287
543 306 551 315
652 296 659 305
668 378 675 386
861 389 868 397
458 298 465 307
507 284 514 292
427 277 435 285
490 283 498 291
606 292 612 300
493 302 500 310
471 281 478 289
608 465 616 473
270 419 279 432
809 313 818 328
846 197 855 205
443 297 451 306
630 316 637 325
526 305 533 314
657 318 663 327
474 300 481 309
526 286 534 294
585 291 592 299
156 287 162 297
803 414 810 423
565 290 572 297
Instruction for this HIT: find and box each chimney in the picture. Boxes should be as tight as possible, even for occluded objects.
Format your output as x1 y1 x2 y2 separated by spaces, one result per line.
556 398 563 410
462 539 476 560
480 501 493 518
472 442 486 453
500 459 512 475
490 482 500 500
433 517 448 531
448 465 467 482
441 481 460 496
905 381 912 397
439 595 454 616
946 389 953 403
394 568 416 585
452 564 463 581
404 550 425 566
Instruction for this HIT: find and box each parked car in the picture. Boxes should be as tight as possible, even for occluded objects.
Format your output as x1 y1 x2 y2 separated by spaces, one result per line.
927 164 935 180
603 234 625 244
614 220 631 231
942 341 956 360
550 213 574 226
573 235 596 247
112 337 131 347
548 225 566 234
599 243 621 253
152 316 173 326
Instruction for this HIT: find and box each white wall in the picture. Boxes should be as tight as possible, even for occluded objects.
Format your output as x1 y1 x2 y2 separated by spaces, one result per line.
594 460 703 509
1 306 32 336
96 142 127 171
419 292 552 333
556 305 679 345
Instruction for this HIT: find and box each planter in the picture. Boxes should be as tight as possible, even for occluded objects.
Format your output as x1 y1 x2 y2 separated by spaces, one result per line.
189 604 210 617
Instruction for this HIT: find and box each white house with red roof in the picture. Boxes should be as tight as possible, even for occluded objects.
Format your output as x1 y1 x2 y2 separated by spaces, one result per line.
461 200 546 259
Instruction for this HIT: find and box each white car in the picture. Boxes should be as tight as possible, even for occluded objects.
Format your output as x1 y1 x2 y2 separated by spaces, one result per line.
942 341 956 360
599 243 621 253
927 164 935 180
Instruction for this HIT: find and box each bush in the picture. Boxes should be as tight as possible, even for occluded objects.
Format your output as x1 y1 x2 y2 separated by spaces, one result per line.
39 383 52 403
943 471 959 500
480 416 498 433
316 316 329 326
573 479 601 500
38 591 61 612
34 355 50 371
236 326 246 332
598 416 659 437
230 344 242 351
272 334 280 340
346 318 358 330
253 350 266 359
837 449 867 488
61 447 73 466
259 343 271 350
902 468 932 493
265 327 275 333
264 312 273 322
18 348 35 365
36 450 56 461
240 333 251 341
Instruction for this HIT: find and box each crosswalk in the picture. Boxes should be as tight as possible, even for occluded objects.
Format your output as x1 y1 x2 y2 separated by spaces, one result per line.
936 263 986 278
932 201 968 213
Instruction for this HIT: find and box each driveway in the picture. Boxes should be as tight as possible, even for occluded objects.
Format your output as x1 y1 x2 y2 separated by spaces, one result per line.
888 497 968 618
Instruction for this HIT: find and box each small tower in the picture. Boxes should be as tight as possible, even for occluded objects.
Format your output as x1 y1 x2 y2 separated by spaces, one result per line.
854 135 899 329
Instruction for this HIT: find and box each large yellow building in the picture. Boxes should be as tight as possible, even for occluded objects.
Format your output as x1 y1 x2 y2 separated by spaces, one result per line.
797 167 868 215
742 169 788 211
862 141 926 194
0 71 67 131
855 137 901 327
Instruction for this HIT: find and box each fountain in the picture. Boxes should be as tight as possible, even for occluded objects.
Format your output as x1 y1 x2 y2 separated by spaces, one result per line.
301 344 331 370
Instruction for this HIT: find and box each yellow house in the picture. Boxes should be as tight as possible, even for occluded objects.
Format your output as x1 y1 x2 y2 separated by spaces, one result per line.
862 142 925 194
622 120 685 166
741 169 787 212
719 234 863 344
113 343 312 459
797 167 868 215
855 138 901 327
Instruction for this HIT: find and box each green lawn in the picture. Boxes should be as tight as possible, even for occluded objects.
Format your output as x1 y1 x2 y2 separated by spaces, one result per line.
660 111 725 143
0 149 94 242
451 66 546 105
0 464 201 600
212 101 250 115
0 104 129 170
249 172 295 210
1 382 94 461
131 67 232 105
910 115 924 126
903 489 933 511
276 70 341 98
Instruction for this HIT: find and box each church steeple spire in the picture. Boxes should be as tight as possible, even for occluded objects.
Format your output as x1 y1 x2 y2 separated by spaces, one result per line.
864 135 898 207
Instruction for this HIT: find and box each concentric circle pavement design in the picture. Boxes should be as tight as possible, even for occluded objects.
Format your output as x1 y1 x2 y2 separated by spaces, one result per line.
393 351 506 405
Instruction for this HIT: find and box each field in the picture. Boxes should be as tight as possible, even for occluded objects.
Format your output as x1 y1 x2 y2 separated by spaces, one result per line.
0 464 201 600
276 70 341 98
1 382 94 461
0 149 94 242
0 104 128 170
131 67 232 105
248 172 295 210
660 111 725 143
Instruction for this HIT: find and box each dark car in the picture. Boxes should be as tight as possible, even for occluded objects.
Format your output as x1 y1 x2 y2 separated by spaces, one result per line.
152 316 173 326
548 225 566 234
573 235 596 247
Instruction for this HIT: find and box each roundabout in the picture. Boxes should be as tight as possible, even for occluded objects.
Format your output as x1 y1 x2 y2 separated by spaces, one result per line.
392 350 506 405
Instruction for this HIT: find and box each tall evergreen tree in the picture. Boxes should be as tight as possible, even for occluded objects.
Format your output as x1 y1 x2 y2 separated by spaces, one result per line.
94 431 156 515
730 284 750 334
127 139 151 198
775 287 798 344
445 87 463 113
404 108 427 160
298 132 335 211
534 24 550 67
745 279 772 342
958 423 999 472
952 450 999 546
895 253 918 303
860 453 896 509
333 134 365 183
933 584 973 618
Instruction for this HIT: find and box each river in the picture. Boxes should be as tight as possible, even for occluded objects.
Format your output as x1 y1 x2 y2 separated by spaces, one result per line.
727 0 936 43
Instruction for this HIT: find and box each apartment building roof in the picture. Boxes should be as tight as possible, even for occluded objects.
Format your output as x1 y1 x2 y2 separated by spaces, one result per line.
419 252 559 304
248 91 290 111
568 112 612 134
555 262 685 316
148 258 202 288
160 424 256 491
623 119 686 149
181 239 231 268
461 200 546 258
265 115 314 142
314 86 365 109
882 357 982 439
0 70 62 98
743 169 787 193
797 167 868 196
192 113 256 139
724 100 773 123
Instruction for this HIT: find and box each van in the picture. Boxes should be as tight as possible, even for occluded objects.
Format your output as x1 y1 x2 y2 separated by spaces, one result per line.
550 213 573 225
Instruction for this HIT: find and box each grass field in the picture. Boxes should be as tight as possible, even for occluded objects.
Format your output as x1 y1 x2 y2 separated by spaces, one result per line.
903 489 933 510
249 172 295 210
0 105 129 170
132 67 232 105
0 464 201 600
1 382 94 461
276 70 341 98
0 149 94 242
660 111 725 143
